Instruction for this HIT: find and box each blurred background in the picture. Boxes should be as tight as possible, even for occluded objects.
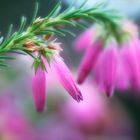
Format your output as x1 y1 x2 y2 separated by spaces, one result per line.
0 0 140 140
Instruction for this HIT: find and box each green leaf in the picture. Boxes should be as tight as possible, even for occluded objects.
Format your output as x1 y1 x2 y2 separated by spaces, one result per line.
58 28 75 37
62 9 81 19
24 51 40 62
70 13 95 21
31 2 39 24
6 24 13 39
0 56 15 60
0 63 8 68
51 4 61 18
35 29 65 37
61 0 76 14
72 21 87 29
14 33 32 43
17 16 27 34
1 24 13 48
46 19 76 27
45 1 61 19
0 32 17 49
29 20 44 32
79 0 88 9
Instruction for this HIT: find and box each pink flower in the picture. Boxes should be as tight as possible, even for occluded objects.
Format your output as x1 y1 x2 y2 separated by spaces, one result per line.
74 27 95 52
94 44 118 97
121 40 140 90
51 55 83 102
32 67 46 112
115 54 129 91
32 42 83 112
132 38 140 68
74 21 140 95
77 39 103 84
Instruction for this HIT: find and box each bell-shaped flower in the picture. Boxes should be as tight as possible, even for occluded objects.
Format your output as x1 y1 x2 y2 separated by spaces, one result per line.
32 67 46 112
121 40 140 90
74 27 95 52
94 44 118 97
51 55 83 102
77 39 103 84
115 54 129 91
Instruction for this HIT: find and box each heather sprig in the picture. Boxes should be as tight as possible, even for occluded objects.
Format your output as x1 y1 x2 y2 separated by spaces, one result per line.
0 1 123 68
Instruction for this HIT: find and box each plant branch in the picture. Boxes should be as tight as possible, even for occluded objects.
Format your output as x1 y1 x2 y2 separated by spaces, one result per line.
0 1 123 67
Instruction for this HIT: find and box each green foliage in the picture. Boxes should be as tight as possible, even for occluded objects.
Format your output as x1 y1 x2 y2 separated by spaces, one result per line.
0 1 123 68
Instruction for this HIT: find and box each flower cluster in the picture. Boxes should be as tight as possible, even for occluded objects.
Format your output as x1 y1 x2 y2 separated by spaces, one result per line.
75 21 140 97
0 2 128 112
32 42 83 112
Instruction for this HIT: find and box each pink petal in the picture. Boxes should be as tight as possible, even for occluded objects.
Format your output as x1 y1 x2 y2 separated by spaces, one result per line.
94 44 118 97
121 42 140 90
115 53 129 91
74 27 95 52
52 55 83 102
32 67 46 112
77 39 103 84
